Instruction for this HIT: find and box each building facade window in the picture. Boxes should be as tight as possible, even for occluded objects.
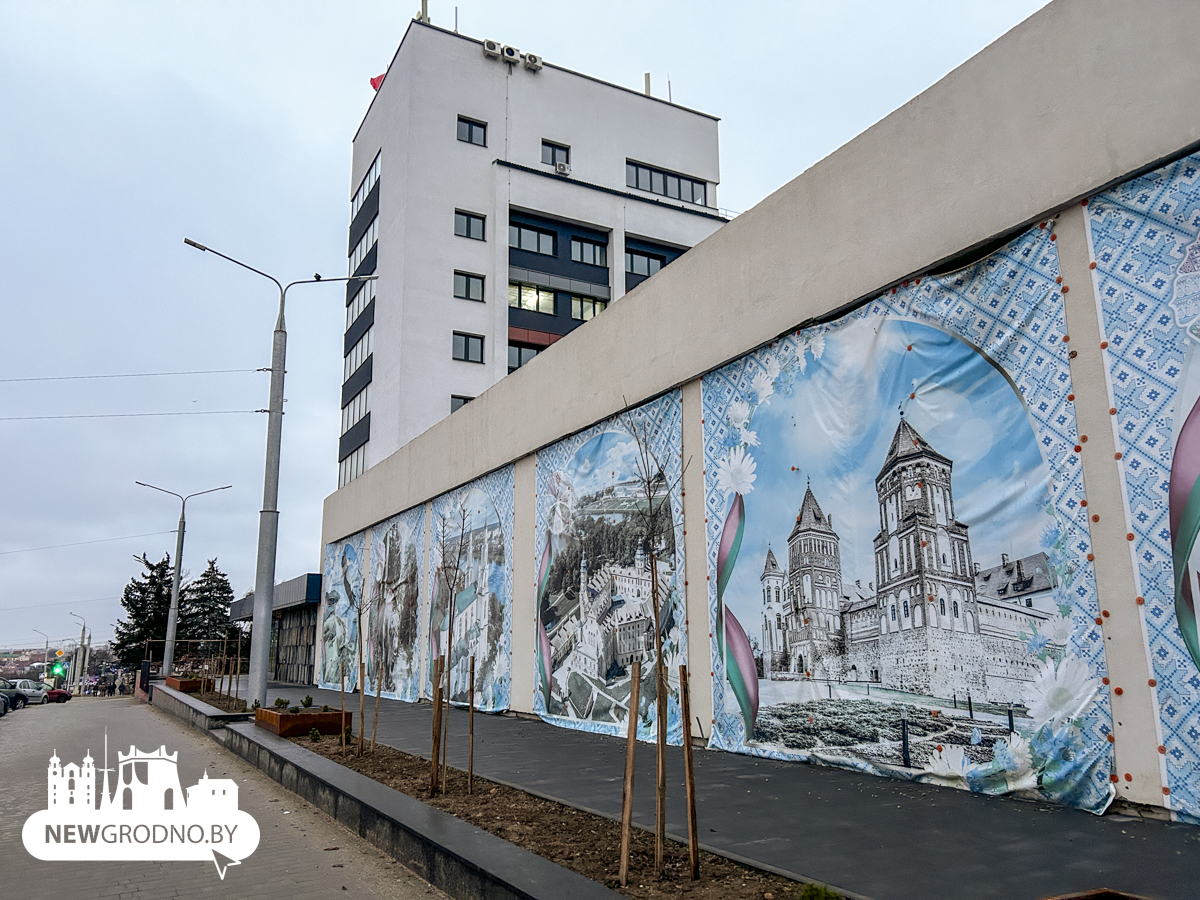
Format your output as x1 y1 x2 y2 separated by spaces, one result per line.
626 161 707 206
509 282 556 315
339 444 367 488
454 210 486 241
349 216 378 273
350 153 380 221
344 327 373 380
450 395 473 412
508 343 540 373
625 249 664 277
453 271 485 302
456 116 486 146
541 141 569 167
346 278 375 328
571 237 607 267
452 331 484 363
509 223 555 256
341 385 370 433
571 296 607 321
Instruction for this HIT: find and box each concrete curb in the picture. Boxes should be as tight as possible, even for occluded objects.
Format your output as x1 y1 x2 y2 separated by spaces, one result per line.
149 683 253 731
148 685 618 900
222 722 620 900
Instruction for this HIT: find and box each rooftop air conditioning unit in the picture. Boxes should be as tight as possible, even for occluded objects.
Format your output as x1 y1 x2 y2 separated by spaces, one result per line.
523 53 543 71
554 161 571 176
501 45 520 64
483 39 501 59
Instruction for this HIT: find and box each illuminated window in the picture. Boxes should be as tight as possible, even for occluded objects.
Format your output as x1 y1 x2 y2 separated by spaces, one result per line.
509 282 556 315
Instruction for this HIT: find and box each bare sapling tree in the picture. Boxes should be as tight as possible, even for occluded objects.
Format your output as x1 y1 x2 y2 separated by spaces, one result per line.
625 409 689 878
433 499 471 793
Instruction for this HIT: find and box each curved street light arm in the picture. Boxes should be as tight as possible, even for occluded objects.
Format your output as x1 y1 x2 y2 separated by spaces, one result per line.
184 238 283 293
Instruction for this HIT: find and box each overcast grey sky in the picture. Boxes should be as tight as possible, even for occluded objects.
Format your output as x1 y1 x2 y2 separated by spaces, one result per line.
0 0 1050 651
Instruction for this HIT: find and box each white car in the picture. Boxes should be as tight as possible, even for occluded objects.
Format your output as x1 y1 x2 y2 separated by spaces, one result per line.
13 679 49 704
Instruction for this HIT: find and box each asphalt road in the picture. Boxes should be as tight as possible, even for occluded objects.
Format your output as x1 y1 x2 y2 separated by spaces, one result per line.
0 696 448 900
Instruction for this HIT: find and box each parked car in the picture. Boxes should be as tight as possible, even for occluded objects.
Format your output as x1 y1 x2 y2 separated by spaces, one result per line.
41 683 71 703
0 678 26 710
0 693 8 717
14 679 49 704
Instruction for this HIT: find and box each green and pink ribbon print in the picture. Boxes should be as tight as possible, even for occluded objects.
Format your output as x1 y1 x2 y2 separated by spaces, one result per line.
1171 401 1200 672
717 493 759 738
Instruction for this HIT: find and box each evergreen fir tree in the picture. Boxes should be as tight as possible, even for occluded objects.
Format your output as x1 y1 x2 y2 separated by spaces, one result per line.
111 554 173 667
179 558 236 645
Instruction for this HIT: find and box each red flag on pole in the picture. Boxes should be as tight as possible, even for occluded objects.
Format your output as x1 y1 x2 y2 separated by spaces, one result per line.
370 73 386 91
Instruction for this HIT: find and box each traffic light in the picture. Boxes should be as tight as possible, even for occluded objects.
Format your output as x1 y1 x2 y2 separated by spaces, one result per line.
51 662 64 677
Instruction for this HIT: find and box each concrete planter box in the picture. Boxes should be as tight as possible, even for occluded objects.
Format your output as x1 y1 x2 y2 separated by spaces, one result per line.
165 676 212 693
255 707 349 737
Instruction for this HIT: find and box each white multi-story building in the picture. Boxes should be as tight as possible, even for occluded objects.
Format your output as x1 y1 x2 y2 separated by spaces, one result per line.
337 17 725 487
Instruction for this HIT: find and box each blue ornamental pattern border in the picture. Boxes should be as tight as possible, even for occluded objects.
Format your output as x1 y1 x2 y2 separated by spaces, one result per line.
700 224 1115 812
1084 153 1200 822
424 465 515 712
532 391 687 744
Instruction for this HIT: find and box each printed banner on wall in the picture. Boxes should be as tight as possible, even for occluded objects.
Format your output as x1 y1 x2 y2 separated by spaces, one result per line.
426 466 514 712
364 505 426 703
1085 152 1200 822
317 531 366 692
702 225 1115 813
532 392 687 744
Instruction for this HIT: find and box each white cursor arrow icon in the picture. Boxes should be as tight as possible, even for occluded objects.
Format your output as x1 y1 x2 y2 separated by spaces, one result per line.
211 849 241 880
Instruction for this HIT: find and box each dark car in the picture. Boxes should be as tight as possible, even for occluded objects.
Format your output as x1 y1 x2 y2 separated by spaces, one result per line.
0 693 8 716
0 678 26 710
42 684 71 703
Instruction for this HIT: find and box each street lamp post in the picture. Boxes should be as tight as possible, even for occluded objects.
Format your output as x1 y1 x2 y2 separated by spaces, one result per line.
184 237 376 707
33 629 47 680
69 613 86 695
136 481 232 678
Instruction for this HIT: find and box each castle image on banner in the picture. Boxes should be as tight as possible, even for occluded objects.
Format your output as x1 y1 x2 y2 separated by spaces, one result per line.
46 741 238 814
758 415 1057 704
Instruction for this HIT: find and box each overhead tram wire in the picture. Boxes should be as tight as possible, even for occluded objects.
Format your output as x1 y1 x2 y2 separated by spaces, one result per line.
0 409 266 421
0 530 178 557
0 368 265 383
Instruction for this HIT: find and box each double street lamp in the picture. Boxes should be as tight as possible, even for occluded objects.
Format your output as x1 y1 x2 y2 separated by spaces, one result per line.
184 237 377 707
136 481 232 677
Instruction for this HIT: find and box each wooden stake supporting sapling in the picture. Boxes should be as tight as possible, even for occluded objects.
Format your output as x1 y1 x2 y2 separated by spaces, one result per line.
340 661 347 757
468 654 475 795
430 656 443 794
619 659 641 887
371 660 382 753
680 664 699 879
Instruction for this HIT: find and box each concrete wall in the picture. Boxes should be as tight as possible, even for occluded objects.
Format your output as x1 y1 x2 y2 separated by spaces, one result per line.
324 0 1200 812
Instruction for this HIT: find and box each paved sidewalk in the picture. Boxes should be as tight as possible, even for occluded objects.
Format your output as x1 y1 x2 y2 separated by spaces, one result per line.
252 679 1200 900
0 696 448 900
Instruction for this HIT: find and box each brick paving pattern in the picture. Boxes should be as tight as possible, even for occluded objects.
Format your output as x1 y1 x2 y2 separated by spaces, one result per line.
0 696 448 900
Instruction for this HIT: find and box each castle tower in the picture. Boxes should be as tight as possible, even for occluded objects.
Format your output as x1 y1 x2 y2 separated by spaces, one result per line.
47 751 60 810
760 547 787 675
872 414 982 696
784 484 845 677
80 750 95 811
116 745 186 814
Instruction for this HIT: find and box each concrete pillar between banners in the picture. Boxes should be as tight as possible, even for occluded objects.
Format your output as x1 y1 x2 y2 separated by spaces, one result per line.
510 454 538 715
681 379 715 737
1057 204 1166 808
